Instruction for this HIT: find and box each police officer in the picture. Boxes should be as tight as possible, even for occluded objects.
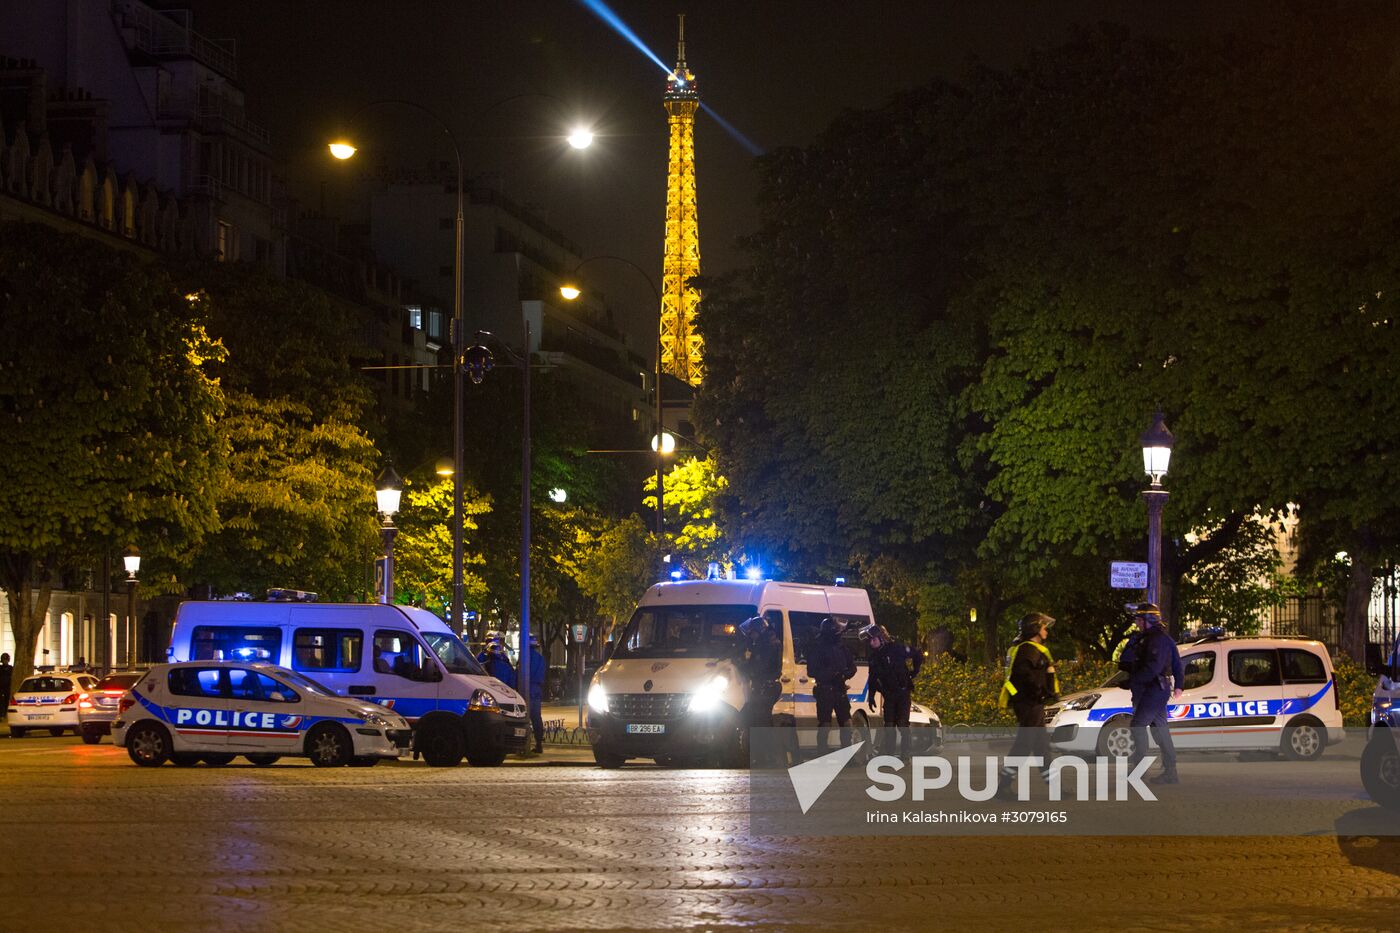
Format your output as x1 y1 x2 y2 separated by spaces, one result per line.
735 614 783 761
0 652 12 714
476 631 500 666
1123 603 1183 785
997 612 1059 796
863 623 923 757
806 617 857 753
484 639 517 689
523 633 547 754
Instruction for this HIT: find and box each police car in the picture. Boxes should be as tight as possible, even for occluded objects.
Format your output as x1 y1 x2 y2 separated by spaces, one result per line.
112 661 413 767
1046 635 1342 761
8 671 100 737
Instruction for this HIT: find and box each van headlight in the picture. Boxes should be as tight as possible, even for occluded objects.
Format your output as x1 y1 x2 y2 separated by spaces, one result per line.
469 689 499 712
587 683 610 714
688 676 729 713
1062 693 1100 711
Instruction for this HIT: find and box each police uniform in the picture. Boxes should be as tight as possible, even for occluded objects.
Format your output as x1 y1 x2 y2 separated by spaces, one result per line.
1125 605 1182 784
806 621 857 752
998 612 1059 791
736 620 783 731
867 628 922 757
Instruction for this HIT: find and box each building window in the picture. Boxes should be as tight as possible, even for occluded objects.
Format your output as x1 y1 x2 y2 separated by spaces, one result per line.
427 310 443 340
216 221 235 262
406 305 423 330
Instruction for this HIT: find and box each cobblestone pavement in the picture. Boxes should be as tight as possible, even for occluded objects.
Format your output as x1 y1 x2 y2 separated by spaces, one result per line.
1 735 1397 932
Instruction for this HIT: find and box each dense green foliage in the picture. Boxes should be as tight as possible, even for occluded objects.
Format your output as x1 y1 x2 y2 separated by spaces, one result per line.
176 266 382 600
0 224 225 683
696 11 1400 660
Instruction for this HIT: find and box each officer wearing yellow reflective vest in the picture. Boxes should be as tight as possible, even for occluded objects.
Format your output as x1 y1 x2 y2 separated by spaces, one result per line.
997 612 1059 796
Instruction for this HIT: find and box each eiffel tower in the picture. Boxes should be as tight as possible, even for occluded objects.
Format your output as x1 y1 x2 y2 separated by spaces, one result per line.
660 14 703 387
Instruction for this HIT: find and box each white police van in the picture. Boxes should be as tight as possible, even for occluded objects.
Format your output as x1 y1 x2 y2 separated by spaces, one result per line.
1047 635 1343 760
112 661 413 767
166 601 530 766
586 579 940 768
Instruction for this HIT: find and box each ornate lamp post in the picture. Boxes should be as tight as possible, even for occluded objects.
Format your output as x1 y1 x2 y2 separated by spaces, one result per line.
1140 409 1175 607
375 464 404 605
122 546 140 668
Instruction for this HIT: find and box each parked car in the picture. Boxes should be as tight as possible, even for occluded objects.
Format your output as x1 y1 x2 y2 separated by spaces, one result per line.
8 671 101 738
112 661 413 768
77 670 147 744
1047 634 1342 761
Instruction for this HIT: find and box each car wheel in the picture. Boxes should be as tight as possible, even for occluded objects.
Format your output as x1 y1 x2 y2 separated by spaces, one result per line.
348 756 380 767
1361 731 1400 809
1096 716 1136 759
245 754 280 767
416 720 465 767
80 729 102 745
49 727 66 737
1281 718 1325 761
125 723 171 767
306 723 353 768
592 746 626 769
171 753 201 767
201 754 236 767
10 727 27 739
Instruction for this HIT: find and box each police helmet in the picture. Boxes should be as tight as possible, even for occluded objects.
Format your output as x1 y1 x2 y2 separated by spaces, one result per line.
819 616 846 638
1019 612 1055 640
738 615 769 639
528 633 540 648
1127 602 1162 624
859 623 892 644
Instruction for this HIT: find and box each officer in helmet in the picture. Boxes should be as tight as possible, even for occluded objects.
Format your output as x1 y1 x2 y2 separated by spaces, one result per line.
805 617 857 753
476 631 500 666
735 614 784 755
1124 603 1184 785
484 638 516 689
862 623 923 757
997 612 1059 797
524 633 547 754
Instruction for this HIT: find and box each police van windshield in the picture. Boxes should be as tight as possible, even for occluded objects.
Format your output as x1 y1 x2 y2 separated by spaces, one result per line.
422 632 486 675
613 604 756 659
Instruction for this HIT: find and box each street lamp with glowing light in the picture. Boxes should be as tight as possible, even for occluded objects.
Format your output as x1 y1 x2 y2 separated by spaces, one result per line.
567 127 594 149
328 141 356 160
122 546 140 667
375 464 403 605
1139 409 1175 608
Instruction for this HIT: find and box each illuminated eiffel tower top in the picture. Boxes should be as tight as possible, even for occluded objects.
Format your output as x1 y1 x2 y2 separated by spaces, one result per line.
660 14 703 387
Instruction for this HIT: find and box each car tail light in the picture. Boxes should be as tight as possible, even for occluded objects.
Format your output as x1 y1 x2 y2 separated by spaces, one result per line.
78 693 94 709
118 696 136 713
1332 678 1340 710
62 693 80 705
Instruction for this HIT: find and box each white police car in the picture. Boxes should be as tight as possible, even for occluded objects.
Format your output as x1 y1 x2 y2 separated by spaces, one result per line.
1046 635 1342 761
112 661 412 767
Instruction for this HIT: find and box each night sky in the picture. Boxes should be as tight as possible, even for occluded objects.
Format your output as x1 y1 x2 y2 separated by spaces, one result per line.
180 0 1260 351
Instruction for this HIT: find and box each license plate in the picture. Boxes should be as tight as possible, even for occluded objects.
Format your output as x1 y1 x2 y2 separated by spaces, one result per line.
627 723 665 734
513 727 528 737
29 714 53 721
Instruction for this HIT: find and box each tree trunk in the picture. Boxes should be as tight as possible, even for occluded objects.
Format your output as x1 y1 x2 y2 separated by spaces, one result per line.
1158 567 1181 639
1342 550 1374 665
981 596 1005 665
1 554 54 692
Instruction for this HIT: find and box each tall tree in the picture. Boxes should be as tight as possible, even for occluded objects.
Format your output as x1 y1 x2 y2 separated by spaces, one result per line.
176 265 382 599
0 224 224 687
